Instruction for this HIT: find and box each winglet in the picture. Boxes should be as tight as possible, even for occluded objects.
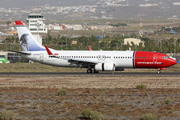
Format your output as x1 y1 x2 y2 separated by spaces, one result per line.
88 46 92 51
45 45 53 55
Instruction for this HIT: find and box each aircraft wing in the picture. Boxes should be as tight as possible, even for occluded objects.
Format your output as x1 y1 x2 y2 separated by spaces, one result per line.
67 58 98 67
45 45 98 67
68 59 98 68
49 56 98 67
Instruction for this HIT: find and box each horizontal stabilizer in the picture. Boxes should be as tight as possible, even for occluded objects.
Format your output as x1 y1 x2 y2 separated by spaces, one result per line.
7 50 31 55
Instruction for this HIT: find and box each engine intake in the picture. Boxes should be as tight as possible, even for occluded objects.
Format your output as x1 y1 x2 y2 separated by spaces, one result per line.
95 63 115 71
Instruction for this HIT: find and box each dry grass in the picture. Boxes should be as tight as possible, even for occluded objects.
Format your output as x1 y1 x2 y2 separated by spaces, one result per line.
0 75 179 119
0 63 179 73
0 63 85 73
0 76 180 89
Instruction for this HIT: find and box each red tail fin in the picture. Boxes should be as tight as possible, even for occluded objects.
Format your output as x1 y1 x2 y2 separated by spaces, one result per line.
45 45 53 55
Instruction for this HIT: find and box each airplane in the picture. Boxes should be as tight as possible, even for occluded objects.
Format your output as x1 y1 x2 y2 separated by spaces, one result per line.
14 21 177 74
0 58 9 63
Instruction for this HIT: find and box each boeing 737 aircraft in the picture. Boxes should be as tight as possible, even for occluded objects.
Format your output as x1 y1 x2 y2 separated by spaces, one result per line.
14 21 177 73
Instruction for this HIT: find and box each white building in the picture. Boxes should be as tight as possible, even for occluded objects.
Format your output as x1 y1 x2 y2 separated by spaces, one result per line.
0 32 4 35
173 2 180 5
73 25 83 30
65 25 73 30
26 14 47 45
53 26 63 30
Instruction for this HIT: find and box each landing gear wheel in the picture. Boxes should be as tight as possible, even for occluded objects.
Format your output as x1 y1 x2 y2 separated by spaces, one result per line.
87 69 92 73
157 70 161 74
94 69 99 73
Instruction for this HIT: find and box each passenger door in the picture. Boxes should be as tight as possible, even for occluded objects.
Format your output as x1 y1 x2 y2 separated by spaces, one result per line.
153 54 158 66
40 53 44 62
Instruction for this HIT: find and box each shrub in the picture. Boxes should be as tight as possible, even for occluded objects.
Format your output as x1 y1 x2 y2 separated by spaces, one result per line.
164 99 172 104
145 92 149 96
153 99 156 106
57 89 67 96
141 113 157 120
136 84 147 89
0 111 17 120
81 109 104 120
101 88 107 91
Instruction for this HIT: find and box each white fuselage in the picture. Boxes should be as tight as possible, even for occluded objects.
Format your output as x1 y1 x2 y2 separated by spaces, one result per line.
23 50 135 68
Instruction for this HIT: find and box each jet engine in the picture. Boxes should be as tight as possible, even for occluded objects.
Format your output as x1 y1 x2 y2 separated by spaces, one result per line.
95 63 115 71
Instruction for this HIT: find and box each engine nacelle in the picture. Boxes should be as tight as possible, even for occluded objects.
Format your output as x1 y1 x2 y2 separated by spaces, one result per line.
95 63 115 71
115 67 125 71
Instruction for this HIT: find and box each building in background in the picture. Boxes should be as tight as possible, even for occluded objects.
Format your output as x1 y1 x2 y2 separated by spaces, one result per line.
60 25 66 30
26 14 47 45
0 51 20 63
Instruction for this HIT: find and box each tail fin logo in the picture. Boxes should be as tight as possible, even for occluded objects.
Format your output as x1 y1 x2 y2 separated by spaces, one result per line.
15 21 46 51
20 34 29 51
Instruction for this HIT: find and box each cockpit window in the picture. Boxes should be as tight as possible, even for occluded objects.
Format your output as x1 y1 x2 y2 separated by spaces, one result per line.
162 56 169 59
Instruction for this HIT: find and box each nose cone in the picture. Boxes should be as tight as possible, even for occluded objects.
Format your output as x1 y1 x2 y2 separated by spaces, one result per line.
169 58 177 66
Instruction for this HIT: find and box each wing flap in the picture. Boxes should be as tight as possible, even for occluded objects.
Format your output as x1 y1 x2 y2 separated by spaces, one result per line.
67 58 98 65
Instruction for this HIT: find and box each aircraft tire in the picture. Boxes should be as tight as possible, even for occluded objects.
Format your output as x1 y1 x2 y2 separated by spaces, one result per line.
87 69 92 73
157 70 161 74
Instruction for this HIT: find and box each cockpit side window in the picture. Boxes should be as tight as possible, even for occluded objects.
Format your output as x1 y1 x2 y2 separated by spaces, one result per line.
162 56 169 59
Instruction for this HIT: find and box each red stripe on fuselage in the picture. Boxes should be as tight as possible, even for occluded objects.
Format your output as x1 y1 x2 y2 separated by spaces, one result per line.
134 51 176 68
15 21 24 25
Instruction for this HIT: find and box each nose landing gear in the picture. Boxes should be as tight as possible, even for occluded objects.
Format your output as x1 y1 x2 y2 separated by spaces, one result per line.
157 67 166 73
157 70 161 74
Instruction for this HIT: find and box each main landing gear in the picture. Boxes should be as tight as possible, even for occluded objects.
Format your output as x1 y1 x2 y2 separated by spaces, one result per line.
87 69 92 73
157 70 161 74
87 68 99 73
